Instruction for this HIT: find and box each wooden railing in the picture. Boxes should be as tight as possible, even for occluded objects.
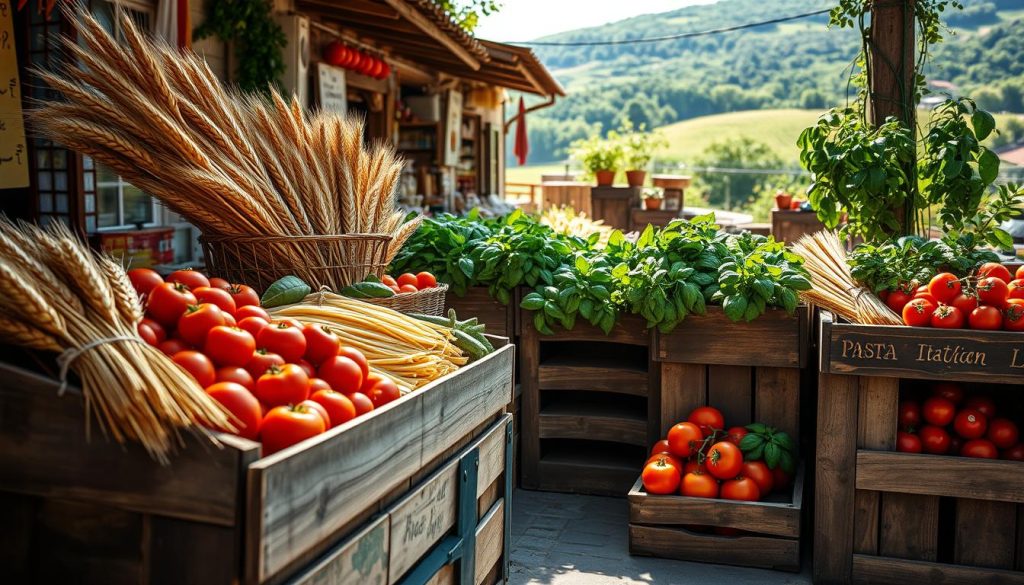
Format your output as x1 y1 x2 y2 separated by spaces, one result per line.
503 182 540 212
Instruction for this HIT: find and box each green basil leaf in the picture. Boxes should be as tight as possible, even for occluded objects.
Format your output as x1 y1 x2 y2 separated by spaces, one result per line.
739 433 764 453
261 275 311 308
723 295 748 321
764 443 781 470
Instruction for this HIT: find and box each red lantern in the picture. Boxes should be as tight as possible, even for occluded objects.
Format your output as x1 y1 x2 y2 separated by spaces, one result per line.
349 52 364 73
337 46 352 68
360 55 376 76
323 41 345 67
378 62 391 79
368 58 384 78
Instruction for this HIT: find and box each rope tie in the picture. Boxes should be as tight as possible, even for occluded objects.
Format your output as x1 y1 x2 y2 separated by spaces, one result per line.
56 335 145 396
315 285 332 307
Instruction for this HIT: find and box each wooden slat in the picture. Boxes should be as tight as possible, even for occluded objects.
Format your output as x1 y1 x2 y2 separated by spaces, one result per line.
814 372 859 585
247 345 513 584
477 480 500 522
754 367 800 445
474 499 504 585
381 0 482 69
0 492 34 584
388 463 459 582
285 515 389 585
531 314 650 346
148 517 240 585
539 401 647 446
655 307 804 368
659 363 706 434
536 453 639 497
853 490 881 556
852 554 1024 585
853 377 899 556
1018 506 1024 572
520 316 541 489
954 499 1017 569
879 492 939 561
446 287 512 339
476 422 506 501
629 525 799 572
0 364 257 527
856 451 1024 503
538 362 648 395
707 365 753 428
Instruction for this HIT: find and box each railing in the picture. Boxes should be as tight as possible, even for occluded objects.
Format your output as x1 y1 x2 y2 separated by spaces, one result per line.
503 182 540 212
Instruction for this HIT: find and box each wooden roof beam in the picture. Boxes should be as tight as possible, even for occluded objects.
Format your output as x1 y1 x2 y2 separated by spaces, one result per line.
382 0 481 70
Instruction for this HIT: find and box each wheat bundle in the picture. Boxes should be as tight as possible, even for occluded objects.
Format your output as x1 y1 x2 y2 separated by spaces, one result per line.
32 5 420 288
792 231 902 326
0 218 232 463
539 206 613 247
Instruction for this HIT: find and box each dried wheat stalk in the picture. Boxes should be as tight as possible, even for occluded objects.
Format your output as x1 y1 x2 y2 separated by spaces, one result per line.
32 5 419 286
0 218 233 463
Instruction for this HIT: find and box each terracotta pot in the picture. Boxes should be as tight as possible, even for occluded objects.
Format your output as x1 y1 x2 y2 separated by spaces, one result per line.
594 170 615 187
625 170 647 187
644 198 662 211
775 194 793 210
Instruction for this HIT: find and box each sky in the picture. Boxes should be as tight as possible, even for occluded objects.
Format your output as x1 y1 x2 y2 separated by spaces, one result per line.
474 0 718 42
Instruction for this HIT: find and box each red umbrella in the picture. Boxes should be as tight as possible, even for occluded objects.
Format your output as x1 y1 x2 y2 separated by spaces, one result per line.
513 97 529 166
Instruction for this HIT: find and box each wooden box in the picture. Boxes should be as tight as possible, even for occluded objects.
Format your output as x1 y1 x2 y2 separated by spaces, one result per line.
591 186 641 231
519 313 660 496
635 306 809 571
629 208 680 232
815 311 1024 585
0 340 515 585
445 286 517 340
771 210 827 244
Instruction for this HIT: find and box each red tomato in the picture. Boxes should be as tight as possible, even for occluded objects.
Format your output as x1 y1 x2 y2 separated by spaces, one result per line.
302 324 341 365
158 338 191 356
951 292 978 315
646 453 683 472
238 316 270 339
235 305 271 321
208 277 230 290
308 377 332 394
961 439 998 459
898 400 921 429
919 425 951 454
295 359 315 378
192 286 237 315
127 268 163 296
932 383 964 404
949 434 964 454
1007 279 1024 300
902 298 936 327
368 379 401 407
147 282 197 327
964 395 996 418
683 458 707 476
260 404 326 455
222 312 237 328
255 364 310 407
257 322 307 363
310 389 357 428
359 372 385 395
687 406 725 437
416 272 438 289
886 288 914 313
726 426 749 446
205 326 256 367
680 471 719 498
721 476 761 502
339 347 370 380
346 391 375 416
138 322 158 345
399 284 418 294
642 457 681 495
927 273 961 303
667 422 704 458
389 286 401 294
246 349 285 379
953 409 987 439
978 262 1012 283
299 399 331 429
741 461 774 495
172 350 216 387
166 269 210 290
969 305 1003 330
177 303 227 345
1018 266 1024 280
771 467 792 492
396 273 419 289
922 396 956 426
977 277 1009 308
987 418 1019 449
1004 301 1024 331
226 284 261 309
896 431 922 453
140 317 166 343
930 304 964 329
705 441 743 480
216 366 255 391
913 291 938 305
205 381 262 440
877 289 890 302
318 355 364 394
1003 444 1024 461
381 275 397 287
650 439 672 456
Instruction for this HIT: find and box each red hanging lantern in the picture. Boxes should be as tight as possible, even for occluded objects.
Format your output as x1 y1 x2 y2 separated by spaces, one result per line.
360 55 377 77
323 41 345 67
349 52 364 73
378 62 392 79
367 57 383 78
337 46 352 68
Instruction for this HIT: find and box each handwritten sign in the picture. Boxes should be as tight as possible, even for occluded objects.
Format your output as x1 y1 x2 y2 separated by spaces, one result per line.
0 2 28 189
387 462 458 581
828 324 1024 384
316 62 347 114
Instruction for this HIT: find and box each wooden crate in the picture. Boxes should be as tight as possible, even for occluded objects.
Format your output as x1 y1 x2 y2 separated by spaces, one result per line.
445 286 517 340
635 306 809 571
519 313 659 496
815 311 1024 585
591 186 641 231
0 340 515 585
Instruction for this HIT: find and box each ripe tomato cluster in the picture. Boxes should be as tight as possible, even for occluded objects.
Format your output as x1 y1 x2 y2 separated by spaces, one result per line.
381 271 438 295
896 382 1023 461
641 406 794 503
884 263 1024 331
128 268 402 455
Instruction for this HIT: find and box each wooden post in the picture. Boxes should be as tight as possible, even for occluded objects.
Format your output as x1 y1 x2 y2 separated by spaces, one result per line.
869 0 916 127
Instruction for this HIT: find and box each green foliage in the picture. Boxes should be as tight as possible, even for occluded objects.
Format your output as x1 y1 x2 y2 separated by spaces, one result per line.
433 0 501 32
569 133 623 173
619 120 667 169
694 137 785 210
194 0 286 95
739 423 797 473
848 235 1000 292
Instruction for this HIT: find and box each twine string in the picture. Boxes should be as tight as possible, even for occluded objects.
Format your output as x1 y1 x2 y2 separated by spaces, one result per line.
56 335 146 396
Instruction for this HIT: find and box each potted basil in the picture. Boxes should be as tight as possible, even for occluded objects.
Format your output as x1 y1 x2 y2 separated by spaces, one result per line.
571 135 622 187
622 123 666 188
642 187 665 210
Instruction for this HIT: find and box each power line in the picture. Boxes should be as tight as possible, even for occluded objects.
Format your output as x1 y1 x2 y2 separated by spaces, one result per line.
510 8 831 47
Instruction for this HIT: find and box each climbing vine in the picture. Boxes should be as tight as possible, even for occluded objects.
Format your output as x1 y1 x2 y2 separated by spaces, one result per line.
193 0 286 95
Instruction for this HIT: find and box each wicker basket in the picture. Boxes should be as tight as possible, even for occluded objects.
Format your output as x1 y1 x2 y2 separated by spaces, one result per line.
363 283 448 316
200 233 392 293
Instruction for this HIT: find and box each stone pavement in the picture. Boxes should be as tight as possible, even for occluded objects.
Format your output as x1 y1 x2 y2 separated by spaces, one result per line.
508 489 812 585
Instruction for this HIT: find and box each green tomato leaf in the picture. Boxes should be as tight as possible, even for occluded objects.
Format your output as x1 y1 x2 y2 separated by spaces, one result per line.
971 109 996 141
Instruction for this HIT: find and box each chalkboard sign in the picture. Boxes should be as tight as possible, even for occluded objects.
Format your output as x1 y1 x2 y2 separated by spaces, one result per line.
0 3 28 189
316 63 347 114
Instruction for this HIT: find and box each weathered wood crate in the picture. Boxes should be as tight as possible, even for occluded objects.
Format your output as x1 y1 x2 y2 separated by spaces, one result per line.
445 287 518 341
815 311 1024 585
0 340 515 585
519 313 659 496
628 306 809 572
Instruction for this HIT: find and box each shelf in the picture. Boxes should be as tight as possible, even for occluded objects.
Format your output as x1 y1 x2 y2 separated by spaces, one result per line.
539 393 647 446
538 355 648 396
855 450 1024 504
399 121 437 128
536 439 643 496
